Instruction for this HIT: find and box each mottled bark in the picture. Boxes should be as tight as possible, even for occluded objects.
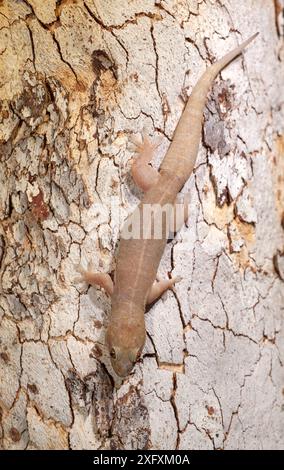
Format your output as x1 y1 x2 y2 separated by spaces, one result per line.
0 0 283 450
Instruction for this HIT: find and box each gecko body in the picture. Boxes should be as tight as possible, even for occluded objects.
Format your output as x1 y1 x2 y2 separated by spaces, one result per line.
79 33 258 377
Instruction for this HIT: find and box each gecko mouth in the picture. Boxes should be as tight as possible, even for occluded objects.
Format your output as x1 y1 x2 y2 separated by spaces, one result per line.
113 362 135 378
110 352 138 377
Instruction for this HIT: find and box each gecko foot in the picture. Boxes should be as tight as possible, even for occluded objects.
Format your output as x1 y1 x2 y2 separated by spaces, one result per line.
146 275 182 304
129 131 162 157
130 132 162 192
74 263 114 296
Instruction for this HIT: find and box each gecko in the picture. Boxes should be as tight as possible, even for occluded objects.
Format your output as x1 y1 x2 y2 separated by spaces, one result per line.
77 33 258 377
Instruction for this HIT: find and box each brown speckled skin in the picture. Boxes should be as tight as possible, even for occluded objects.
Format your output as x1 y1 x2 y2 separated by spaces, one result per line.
107 34 258 377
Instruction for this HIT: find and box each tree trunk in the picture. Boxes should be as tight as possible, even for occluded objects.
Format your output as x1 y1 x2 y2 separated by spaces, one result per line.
0 0 283 450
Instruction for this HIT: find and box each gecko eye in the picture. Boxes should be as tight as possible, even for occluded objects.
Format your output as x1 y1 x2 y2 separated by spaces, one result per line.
110 348 116 359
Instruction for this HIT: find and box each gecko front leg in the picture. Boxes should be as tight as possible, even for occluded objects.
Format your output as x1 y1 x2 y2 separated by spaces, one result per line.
130 133 161 191
75 262 114 296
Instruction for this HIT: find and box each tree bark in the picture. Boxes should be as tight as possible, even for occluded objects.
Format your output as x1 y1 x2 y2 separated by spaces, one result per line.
0 0 283 450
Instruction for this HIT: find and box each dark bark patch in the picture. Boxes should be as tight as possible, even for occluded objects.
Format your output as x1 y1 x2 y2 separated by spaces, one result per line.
27 383 39 394
0 352 9 364
31 190 49 221
9 427 21 442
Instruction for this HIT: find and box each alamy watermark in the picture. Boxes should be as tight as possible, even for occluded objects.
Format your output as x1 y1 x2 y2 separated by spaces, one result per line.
93 196 191 246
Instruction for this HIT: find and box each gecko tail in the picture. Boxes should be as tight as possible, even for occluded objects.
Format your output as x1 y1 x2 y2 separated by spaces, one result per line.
192 32 259 106
159 32 258 184
210 32 259 77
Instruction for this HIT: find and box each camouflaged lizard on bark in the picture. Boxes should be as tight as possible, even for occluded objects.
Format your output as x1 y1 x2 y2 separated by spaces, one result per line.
77 33 258 377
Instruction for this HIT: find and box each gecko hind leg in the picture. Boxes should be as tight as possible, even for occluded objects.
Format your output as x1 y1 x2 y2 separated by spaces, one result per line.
146 276 182 305
75 262 114 296
130 133 161 192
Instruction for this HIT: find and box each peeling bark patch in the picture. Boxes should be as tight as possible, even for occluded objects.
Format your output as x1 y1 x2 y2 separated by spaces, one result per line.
92 69 120 116
203 82 233 157
92 365 114 438
92 49 117 78
65 369 89 410
12 77 50 128
89 48 120 121
204 112 228 157
111 386 150 450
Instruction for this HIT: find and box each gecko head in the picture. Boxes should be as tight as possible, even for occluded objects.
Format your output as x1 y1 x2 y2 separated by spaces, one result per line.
106 319 145 377
108 345 143 377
